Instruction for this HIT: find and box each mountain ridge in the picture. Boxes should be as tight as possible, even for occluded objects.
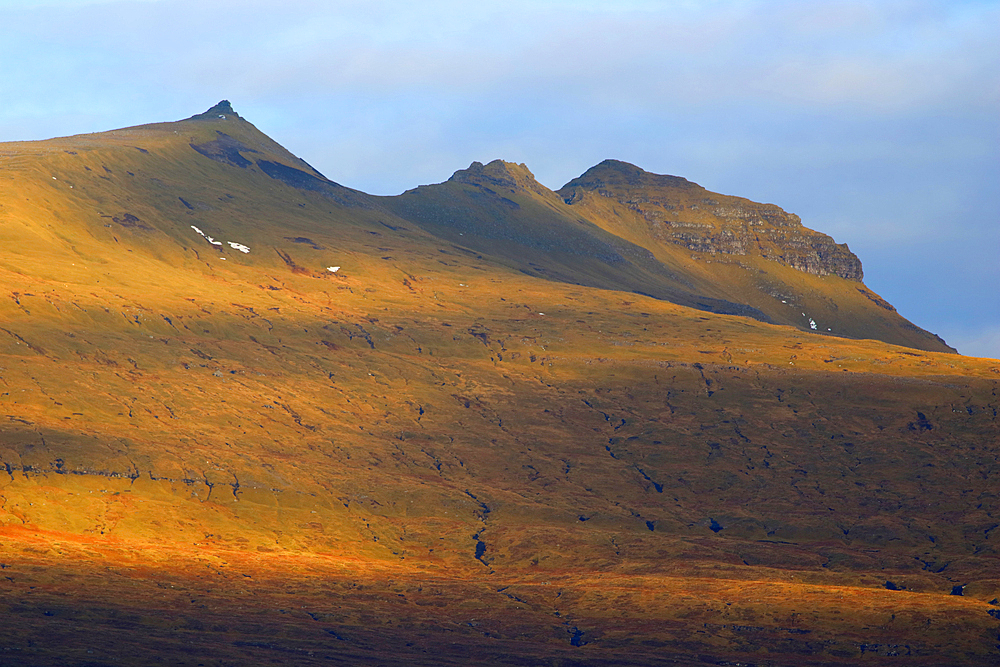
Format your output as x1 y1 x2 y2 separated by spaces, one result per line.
0 99 960 356
392 150 950 352
0 100 950 355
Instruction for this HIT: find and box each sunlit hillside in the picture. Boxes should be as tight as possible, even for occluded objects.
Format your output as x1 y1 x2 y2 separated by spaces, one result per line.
0 102 997 666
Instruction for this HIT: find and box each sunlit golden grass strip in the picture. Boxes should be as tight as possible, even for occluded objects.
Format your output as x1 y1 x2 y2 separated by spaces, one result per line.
1 525 997 666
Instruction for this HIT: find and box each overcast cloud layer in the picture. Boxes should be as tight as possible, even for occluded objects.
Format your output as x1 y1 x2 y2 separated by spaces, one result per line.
2 0 998 358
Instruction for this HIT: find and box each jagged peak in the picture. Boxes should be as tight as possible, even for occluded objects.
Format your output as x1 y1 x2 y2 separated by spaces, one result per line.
448 159 544 194
186 100 241 122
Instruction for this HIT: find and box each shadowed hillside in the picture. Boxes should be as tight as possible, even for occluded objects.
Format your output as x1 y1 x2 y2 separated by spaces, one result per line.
0 103 996 666
381 159 772 322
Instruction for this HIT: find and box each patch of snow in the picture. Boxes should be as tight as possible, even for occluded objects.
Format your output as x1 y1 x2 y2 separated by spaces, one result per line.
218 115 226 119
191 226 232 249
228 241 250 253
808 318 817 330
327 266 340 273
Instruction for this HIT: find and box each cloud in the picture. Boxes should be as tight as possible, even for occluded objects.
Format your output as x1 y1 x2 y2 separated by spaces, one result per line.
3 1 995 135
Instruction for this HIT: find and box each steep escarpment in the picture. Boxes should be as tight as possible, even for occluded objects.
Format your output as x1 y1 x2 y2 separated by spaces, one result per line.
556 159 951 353
560 159 863 281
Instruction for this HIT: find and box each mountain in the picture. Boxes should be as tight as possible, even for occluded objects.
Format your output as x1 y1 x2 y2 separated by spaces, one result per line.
558 159 954 352
0 102 996 666
384 158 954 353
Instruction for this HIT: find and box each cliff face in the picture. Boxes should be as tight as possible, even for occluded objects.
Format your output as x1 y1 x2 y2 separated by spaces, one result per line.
551 159 953 352
560 159 864 281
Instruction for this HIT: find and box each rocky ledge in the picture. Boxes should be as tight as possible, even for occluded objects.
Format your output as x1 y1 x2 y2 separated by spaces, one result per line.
560 160 864 281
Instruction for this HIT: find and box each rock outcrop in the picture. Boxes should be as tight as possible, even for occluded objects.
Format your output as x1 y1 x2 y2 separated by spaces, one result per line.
559 159 864 281
448 159 549 197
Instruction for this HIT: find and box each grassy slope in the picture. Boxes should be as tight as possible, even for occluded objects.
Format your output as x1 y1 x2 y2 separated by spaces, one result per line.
0 111 997 666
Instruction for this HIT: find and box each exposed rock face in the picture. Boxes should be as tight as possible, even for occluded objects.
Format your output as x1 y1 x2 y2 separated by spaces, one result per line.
560 160 864 281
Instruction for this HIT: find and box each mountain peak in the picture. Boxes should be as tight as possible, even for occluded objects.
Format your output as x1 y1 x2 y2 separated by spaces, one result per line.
186 100 240 121
448 159 543 194
559 160 868 285
562 159 696 192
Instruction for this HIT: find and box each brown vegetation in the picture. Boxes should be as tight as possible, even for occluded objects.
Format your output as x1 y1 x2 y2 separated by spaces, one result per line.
0 104 996 665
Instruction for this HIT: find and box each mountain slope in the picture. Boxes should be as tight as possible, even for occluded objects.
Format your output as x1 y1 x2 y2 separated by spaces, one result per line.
559 159 953 352
0 103 996 667
382 158 952 353
381 159 773 321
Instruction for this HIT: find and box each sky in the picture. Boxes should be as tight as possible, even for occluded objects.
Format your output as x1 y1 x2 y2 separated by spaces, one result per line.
2 0 998 358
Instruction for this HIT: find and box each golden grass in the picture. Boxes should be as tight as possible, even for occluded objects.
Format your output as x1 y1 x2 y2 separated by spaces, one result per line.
0 112 997 665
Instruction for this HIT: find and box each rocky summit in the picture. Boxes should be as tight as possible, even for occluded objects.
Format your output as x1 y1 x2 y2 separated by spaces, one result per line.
561 159 864 281
0 103 996 666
